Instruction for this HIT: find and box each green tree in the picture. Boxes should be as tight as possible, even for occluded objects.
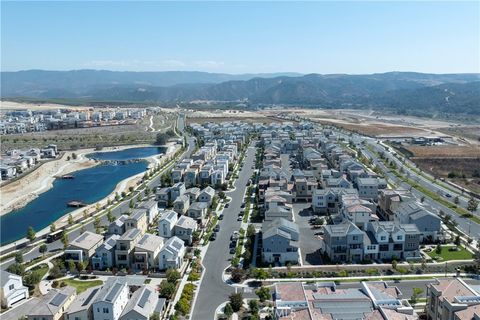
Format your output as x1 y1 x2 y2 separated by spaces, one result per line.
436 244 442 254
391 259 398 270
67 260 76 272
15 251 24 264
251 268 269 280
411 287 424 304
26 226 36 242
6 263 25 276
71 153 77 160
454 235 461 246
454 196 460 205
107 209 115 222
467 198 479 213
166 268 181 283
229 292 243 312
24 271 42 289
94 216 101 229
39 244 48 256
247 224 256 238
129 200 135 209
224 303 234 318
50 223 56 232
255 286 271 302
159 281 176 298
231 268 245 283
61 231 69 249
77 261 86 273
248 299 259 314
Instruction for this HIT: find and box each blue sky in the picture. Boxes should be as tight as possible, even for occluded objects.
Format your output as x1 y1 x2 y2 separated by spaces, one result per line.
1 1 479 74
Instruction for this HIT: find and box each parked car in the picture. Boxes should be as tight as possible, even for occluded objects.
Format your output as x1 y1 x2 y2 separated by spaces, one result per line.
210 232 217 241
231 231 239 240
237 216 243 221
229 240 237 248
214 225 220 232
225 203 230 208
218 214 224 220
229 247 236 254
241 202 245 208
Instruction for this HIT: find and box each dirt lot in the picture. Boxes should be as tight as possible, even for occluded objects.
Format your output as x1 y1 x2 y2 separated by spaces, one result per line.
406 145 480 158
187 116 281 125
321 122 428 137
438 125 480 145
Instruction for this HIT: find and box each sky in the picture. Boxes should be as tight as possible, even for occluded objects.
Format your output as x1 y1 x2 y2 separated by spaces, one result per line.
1 1 479 74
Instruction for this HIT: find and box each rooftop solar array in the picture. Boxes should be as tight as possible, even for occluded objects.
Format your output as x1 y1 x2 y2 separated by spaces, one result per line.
82 288 100 307
50 293 67 307
138 290 151 308
106 283 123 302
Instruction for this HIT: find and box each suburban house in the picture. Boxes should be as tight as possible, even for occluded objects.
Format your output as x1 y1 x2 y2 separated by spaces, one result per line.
158 210 178 238
264 202 293 222
65 286 101 320
119 286 159 320
92 278 129 320
108 215 128 236
262 218 300 265
173 194 190 215
65 231 104 263
1 270 29 308
28 286 77 320
92 235 120 270
394 202 441 242
138 200 158 225
155 187 171 208
171 168 184 184
170 182 186 202
426 278 480 320
184 168 198 187
158 236 185 270
357 177 386 201
322 221 365 262
325 177 351 189
125 209 148 234
133 233 164 271
174 215 198 245
187 201 209 220
115 228 142 269
185 187 200 204
198 186 215 205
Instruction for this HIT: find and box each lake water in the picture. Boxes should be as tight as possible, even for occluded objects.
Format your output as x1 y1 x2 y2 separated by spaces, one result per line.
87 146 166 161
0 147 164 245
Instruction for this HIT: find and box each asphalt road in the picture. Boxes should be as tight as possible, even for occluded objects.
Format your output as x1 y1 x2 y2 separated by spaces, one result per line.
192 144 257 320
1 114 195 270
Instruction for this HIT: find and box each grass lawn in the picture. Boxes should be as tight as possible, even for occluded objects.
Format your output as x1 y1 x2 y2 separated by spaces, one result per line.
427 246 474 261
62 279 103 293
30 264 49 279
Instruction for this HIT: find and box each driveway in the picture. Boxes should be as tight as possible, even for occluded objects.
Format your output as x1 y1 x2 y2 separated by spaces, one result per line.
292 203 324 265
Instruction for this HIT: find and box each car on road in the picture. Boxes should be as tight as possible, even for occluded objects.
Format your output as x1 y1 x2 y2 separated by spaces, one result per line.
237 216 243 221
210 232 217 241
214 225 220 232
241 202 245 208
229 247 236 254
229 240 237 248
445 193 452 198
218 214 224 220
225 203 230 208
231 231 239 240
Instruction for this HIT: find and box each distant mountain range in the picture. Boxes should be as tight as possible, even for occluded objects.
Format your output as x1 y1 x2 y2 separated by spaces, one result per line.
1 70 479 115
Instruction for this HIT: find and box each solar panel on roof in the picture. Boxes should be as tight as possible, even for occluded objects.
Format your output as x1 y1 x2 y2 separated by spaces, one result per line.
82 288 99 306
106 283 123 302
137 290 151 308
50 293 67 306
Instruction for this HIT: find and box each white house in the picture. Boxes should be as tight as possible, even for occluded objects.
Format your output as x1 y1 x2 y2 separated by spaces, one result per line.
119 286 159 320
158 236 185 270
1 270 29 308
92 278 129 320
158 210 178 238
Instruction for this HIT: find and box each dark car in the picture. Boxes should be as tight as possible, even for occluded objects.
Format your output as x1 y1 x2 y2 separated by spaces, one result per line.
225 203 230 208
210 233 217 241
229 247 236 254
445 193 452 198
229 241 236 248
218 214 224 220
241 202 245 208
214 225 220 232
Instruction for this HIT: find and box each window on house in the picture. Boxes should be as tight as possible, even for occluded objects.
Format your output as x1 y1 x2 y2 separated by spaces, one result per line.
103 308 109 313
9 284 14 290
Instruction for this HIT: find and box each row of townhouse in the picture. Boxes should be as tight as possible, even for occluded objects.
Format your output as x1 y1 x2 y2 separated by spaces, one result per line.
273 281 418 320
7 278 167 320
65 198 188 272
1 144 58 180
321 219 422 262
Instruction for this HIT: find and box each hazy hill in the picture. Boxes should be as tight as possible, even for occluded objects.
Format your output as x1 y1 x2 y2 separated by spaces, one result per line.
1 70 479 114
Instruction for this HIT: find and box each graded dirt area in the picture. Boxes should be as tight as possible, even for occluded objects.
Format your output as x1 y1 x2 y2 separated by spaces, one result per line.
406 145 480 158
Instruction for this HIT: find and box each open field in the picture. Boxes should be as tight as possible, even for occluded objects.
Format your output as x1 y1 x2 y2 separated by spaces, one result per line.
187 116 281 124
0 114 174 152
406 145 480 158
437 125 480 145
1 100 89 111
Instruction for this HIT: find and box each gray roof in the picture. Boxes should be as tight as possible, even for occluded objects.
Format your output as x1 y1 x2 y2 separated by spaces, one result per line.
66 286 101 315
161 236 184 255
176 215 197 230
99 234 120 251
129 209 147 221
1 270 21 286
120 228 142 241
357 177 379 186
29 286 76 316
94 278 127 304
135 234 164 252
139 200 157 210
120 285 158 318
69 231 103 251
111 215 128 228
189 201 209 210
200 186 215 197
324 221 362 237
159 210 177 223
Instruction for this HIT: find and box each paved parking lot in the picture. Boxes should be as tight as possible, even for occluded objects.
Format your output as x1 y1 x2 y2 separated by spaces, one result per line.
292 203 324 265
